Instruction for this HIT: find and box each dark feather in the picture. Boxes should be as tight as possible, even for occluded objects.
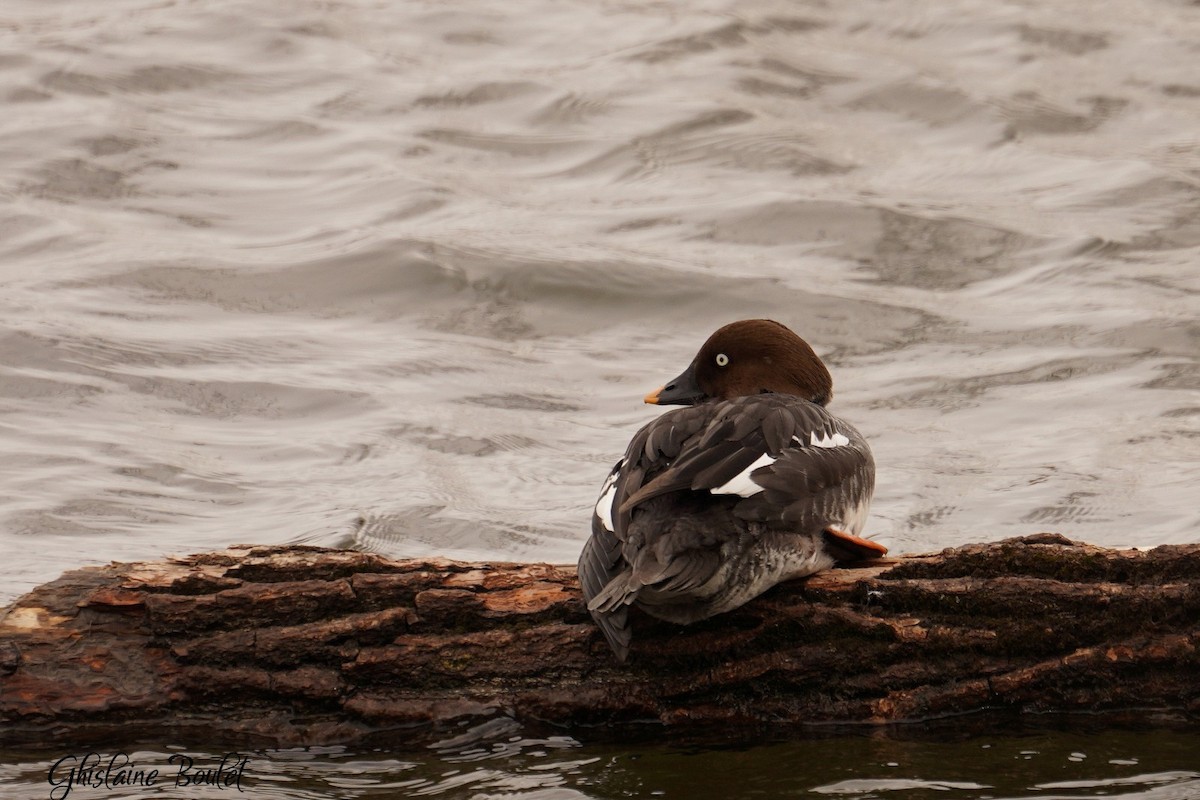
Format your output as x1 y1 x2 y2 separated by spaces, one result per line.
580 393 877 662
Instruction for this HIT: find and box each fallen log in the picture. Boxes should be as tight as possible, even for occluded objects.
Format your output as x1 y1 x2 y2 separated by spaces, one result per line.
2 533 1198 749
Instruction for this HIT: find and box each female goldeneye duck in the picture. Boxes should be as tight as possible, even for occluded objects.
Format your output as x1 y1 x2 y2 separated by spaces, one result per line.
578 318 886 662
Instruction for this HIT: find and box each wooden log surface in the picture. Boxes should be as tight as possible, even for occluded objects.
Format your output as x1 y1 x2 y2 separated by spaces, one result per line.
2 533 1198 749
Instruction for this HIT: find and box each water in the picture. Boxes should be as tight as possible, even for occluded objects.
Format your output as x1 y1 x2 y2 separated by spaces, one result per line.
1 0 1198 795
3 726 1199 799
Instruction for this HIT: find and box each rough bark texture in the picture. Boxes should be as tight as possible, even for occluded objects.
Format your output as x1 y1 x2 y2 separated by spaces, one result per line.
2 533 1198 749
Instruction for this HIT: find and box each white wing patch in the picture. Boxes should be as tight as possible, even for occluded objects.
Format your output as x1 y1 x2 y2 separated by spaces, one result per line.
803 431 850 448
711 452 776 497
594 462 621 532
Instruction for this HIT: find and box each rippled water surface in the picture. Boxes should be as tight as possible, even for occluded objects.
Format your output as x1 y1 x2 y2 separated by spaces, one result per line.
2 0 1198 793
3 726 1199 799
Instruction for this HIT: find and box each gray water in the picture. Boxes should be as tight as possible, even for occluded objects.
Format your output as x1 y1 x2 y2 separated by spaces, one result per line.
2 0 1198 795
2 726 1200 799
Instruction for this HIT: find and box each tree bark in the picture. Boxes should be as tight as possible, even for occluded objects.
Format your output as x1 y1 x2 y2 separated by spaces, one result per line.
2 533 1198 748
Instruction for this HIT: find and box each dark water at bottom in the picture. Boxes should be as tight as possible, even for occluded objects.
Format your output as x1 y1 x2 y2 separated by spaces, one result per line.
3 722 1198 799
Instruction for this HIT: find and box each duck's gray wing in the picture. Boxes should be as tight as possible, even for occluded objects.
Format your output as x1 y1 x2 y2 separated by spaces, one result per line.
577 406 710 660
621 398 877 545
578 460 632 660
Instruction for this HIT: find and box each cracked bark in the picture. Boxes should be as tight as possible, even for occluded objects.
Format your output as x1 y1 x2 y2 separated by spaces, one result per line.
1 533 1198 748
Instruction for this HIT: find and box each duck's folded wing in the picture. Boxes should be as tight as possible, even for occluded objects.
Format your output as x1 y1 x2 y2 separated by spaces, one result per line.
618 404 758 511
579 409 700 583
579 459 633 658
587 544 720 617
579 508 623 605
578 409 711 661
578 524 633 660
736 440 873 528
620 399 873 525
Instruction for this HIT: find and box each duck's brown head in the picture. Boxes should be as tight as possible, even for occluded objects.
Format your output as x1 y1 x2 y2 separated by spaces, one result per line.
644 319 833 406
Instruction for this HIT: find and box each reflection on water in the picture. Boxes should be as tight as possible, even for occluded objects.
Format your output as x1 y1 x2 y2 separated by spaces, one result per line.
1 0 1199 794
2 726 1198 799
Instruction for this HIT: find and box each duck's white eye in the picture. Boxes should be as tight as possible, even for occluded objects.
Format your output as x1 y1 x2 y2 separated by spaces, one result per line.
715 353 729 367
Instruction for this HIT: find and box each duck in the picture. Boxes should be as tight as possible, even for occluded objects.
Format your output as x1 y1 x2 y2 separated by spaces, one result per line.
578 319 886 662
